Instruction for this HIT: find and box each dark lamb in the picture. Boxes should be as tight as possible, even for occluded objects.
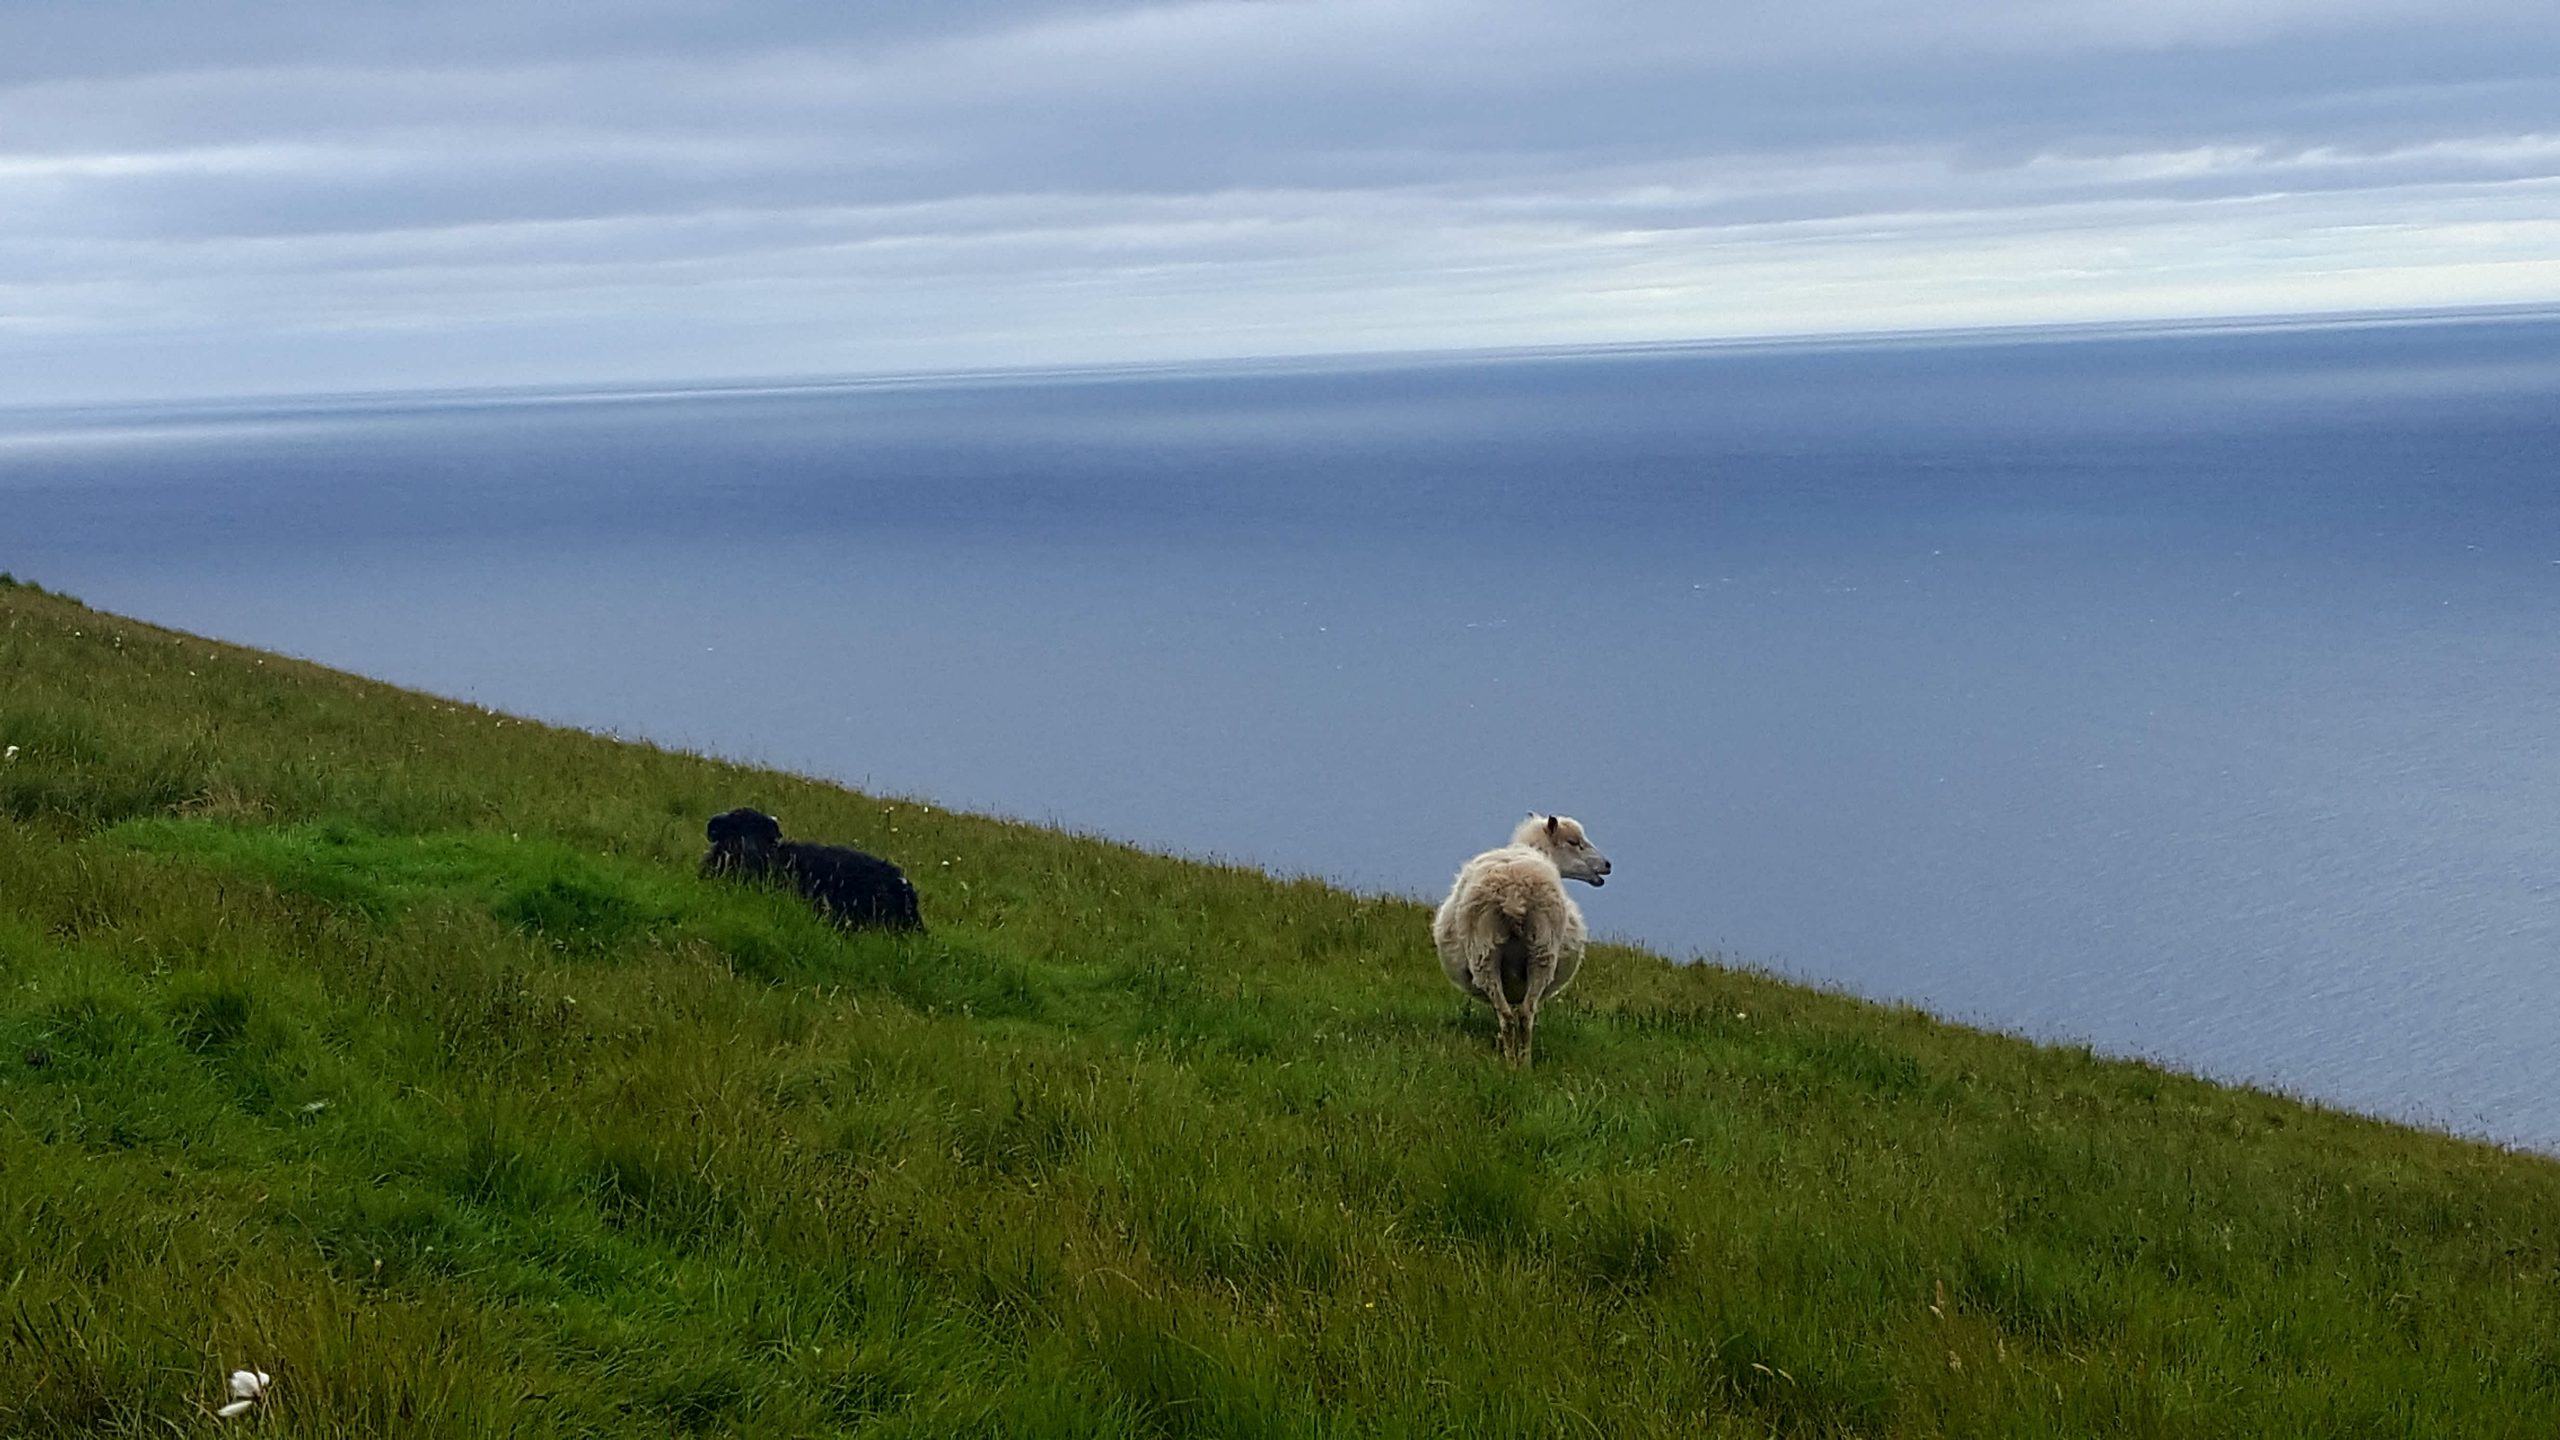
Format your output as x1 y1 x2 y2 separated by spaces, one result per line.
700 807 924 932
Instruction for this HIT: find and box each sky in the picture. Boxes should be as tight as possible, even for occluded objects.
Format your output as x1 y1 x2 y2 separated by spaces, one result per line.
3 0 2557 403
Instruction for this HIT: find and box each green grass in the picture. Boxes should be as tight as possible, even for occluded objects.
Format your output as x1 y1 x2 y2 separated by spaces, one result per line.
4 581 2558 1437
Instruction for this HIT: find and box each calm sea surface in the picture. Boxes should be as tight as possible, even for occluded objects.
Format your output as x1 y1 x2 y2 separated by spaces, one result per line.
7 315 2558 1145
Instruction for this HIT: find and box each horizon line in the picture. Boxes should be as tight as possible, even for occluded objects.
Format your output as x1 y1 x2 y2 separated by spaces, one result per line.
11 298 2560 422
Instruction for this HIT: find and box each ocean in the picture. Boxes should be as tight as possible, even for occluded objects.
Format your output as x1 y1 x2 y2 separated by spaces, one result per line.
7 312 2557 1145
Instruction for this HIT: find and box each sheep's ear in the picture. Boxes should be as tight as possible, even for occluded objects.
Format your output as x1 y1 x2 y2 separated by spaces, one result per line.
1544 815 1559 837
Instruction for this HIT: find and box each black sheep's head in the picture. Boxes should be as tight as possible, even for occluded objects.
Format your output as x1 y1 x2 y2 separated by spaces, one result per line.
704 807 786 872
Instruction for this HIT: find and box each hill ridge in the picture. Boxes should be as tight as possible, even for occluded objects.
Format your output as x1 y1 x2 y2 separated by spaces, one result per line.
5 578 2556 1436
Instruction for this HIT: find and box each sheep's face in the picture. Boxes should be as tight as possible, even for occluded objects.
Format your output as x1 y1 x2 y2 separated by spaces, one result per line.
1533 813 1613 887
704 807 786 872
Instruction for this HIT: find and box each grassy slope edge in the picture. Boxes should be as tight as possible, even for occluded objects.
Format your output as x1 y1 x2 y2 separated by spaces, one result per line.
3 580 2556 1438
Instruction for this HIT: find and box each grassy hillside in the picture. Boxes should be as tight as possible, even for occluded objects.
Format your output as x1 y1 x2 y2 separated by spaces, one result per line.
4 574 2558 1437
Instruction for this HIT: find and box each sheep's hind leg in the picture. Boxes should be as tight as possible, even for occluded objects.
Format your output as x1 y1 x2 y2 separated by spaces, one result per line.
1465 944 1519 1061
1515 946 1562 1069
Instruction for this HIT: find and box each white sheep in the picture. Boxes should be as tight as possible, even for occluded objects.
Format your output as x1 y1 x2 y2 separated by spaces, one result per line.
1432 813 1611 1067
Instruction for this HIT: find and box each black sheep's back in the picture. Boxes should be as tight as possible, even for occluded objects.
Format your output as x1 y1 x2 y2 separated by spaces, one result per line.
785 842 925 931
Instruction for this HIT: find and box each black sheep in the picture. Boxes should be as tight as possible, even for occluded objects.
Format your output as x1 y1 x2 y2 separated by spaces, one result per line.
700 807 924 932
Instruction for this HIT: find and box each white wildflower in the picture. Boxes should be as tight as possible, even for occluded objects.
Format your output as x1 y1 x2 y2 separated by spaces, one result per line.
215 1369 271 1418
3 745 17 763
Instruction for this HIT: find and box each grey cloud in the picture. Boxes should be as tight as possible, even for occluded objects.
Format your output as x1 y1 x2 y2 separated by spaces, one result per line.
0 2 1130 85
1 0 2555 400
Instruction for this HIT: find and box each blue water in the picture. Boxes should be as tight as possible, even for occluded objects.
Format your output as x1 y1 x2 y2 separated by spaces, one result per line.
7 314 2558 1145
